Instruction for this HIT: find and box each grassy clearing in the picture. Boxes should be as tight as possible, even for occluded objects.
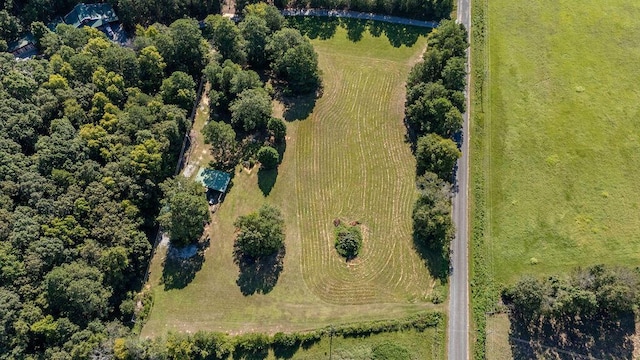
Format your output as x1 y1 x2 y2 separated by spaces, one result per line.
141 22 440 337
275 328 445 359
485 0 640 284
485 314 512 360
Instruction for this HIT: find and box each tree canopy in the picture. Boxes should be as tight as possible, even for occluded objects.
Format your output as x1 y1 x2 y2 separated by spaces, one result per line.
0 16 201 357
234 204 285 258
230 88 273 132
416 133 461 180
257 146 279 170
412 172 454 252
158 177 209 247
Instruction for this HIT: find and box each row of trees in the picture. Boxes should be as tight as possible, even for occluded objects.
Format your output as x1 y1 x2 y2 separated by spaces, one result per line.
0 14 211 357
111 311 442 359
407 20 467 261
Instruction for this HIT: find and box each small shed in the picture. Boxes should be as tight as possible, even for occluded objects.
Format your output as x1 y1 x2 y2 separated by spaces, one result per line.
195 168 231 205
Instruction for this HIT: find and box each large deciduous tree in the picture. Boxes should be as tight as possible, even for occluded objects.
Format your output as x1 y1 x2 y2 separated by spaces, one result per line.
203 120 237 166
138 46 166 93
234 204 285 258
203 15 246 64
158 177 210 247
44 262 112 325
239 16 269 68
161 71 196 111
412 172 454 252
257 146 279 170
229 88 272 132
415 133 461 180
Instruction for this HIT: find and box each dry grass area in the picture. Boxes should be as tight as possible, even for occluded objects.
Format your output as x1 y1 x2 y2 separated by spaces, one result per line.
141 24 440 337
486 314 513 360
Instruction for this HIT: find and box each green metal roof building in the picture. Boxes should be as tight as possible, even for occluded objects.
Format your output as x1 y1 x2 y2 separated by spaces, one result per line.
63 3 118 29
195 168 231 193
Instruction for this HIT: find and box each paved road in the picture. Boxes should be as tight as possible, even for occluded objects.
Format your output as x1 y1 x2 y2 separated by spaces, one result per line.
449 0 471 359
282 9 438 28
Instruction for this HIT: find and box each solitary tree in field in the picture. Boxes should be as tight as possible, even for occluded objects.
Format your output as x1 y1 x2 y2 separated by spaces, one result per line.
234 204 285 258
334 224 363 260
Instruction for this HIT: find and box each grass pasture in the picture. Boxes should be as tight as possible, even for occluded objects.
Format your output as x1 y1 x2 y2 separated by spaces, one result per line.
141 21 440 337
484 0 640 284
473 0 640 357
272 328 445 359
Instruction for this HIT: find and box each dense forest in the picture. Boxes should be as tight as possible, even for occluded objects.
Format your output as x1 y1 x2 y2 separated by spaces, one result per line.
0 18 208 358
0 1 323 356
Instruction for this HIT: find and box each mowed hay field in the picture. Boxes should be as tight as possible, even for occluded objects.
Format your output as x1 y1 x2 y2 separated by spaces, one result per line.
141 23 439 336
484 0 640 284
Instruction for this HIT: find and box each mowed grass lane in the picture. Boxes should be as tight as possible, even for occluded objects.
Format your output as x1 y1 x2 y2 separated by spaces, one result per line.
142 25 436 336
485 0 640 284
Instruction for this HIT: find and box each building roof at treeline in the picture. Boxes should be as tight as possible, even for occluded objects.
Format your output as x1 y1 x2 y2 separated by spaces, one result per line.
196 168 231 193
63 3 119 29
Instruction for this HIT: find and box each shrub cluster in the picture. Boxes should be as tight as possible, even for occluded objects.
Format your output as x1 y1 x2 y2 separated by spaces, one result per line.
334 224 363 260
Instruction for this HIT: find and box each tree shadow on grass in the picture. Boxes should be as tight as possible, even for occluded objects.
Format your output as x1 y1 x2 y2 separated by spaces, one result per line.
339 18 367 42
257 167 278 196
412 235 449 284
508 312 635 359
232 348 269 360
289 16 428 48
287 16 339 40
161 237 209 290
257 141 285 196
279 91 319 122
234 247 285 296
272 343 300 359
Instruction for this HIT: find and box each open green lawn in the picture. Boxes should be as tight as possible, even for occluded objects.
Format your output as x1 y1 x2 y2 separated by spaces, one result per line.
484 0 640 284
141 22 440 337
269 329 444 359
